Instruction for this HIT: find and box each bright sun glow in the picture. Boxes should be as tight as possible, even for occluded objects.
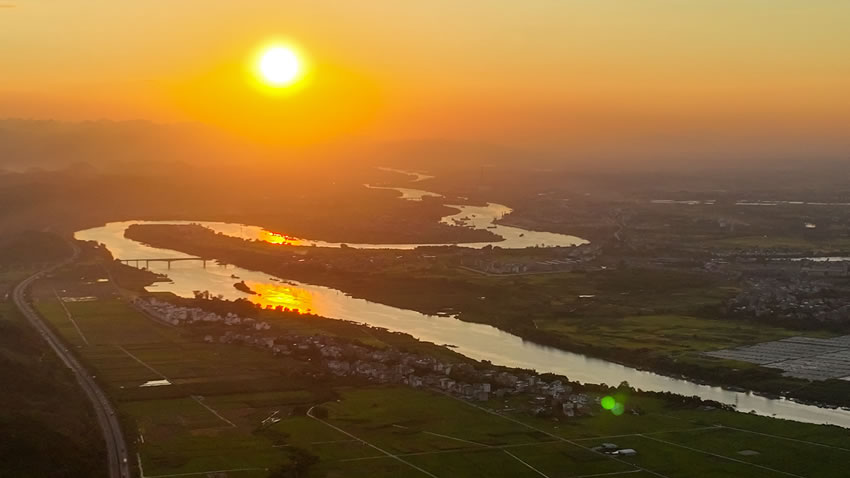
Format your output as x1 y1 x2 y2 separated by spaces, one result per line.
257 46 301 86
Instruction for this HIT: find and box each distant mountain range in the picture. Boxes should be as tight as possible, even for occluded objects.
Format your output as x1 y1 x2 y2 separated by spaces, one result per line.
0 119 541 173
2 118 848 175
0 119 226 172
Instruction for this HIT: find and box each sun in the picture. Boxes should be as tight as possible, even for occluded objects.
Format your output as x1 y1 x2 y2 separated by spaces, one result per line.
256 45 301 87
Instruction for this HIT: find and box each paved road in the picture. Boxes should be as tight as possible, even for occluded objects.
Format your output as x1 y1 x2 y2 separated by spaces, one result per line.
12 242 131 478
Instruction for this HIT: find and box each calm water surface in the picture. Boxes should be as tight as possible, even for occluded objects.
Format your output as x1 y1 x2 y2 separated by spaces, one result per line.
363 184 444 202
75 219 850 428
198 201 586 250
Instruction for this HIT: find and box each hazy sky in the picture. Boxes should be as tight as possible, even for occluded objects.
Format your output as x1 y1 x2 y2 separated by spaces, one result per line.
2 1 849 158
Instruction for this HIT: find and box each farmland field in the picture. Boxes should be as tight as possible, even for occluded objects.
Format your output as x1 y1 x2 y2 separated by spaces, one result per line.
28 256 850 478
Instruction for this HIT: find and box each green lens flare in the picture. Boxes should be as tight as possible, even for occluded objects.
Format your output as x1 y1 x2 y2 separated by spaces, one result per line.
612 402 625 416
600 396 616 410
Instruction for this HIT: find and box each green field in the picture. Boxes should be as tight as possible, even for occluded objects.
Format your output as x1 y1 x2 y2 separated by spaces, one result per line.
28 253 850 478
32 267 308 476
272 386 850 478
706 235 850 251
535 314 825 355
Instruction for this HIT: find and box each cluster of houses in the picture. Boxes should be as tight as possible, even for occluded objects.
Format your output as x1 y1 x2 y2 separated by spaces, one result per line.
727 278 850 324
714 248 826 259
460 244 602 275
463 258 583 275
707 256 850 277
135 297 598 418
134 298 272 330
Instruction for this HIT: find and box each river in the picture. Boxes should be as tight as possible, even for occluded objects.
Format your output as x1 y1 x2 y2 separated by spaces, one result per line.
73 183 850 427
199 201 587 250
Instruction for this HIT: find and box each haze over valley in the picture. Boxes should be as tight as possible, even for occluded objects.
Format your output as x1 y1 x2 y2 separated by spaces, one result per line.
3 2 850 477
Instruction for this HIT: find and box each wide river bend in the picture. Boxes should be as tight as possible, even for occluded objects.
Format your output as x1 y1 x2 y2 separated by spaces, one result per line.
75 196 850 427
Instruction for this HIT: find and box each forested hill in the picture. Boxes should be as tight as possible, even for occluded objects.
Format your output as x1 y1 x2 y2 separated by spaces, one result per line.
0 232 106 478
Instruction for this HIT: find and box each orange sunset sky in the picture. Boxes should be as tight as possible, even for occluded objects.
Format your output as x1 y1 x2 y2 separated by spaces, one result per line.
2 1 849 159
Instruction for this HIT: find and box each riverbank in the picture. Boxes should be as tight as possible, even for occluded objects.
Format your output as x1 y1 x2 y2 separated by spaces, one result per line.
111 222 850 422
33 250 850 477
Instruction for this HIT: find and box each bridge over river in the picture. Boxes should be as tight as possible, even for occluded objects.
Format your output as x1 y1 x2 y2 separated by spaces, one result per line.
118 257 207 269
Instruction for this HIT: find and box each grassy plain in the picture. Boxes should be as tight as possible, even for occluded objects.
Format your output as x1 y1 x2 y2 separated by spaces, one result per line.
705 235 850 251
32 263 306 476
275 386 850 478
27 248 850 478
534 314 826 355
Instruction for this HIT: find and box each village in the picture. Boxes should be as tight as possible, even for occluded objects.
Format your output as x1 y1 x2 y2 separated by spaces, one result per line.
726 277 850 325
458 242 603 275
134 297 599 419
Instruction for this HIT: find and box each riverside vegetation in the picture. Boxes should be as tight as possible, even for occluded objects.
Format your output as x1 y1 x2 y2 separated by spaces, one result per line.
123 223 850 408
19 237 850 478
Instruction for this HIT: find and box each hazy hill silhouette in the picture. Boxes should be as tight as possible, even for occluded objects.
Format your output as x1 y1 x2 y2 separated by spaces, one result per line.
0 119 226 172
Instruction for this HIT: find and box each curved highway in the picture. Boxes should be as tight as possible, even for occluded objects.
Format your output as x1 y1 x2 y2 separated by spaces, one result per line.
12 241 131 478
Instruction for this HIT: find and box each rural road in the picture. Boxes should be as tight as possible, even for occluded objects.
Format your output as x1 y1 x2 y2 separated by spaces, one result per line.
12 241 131 478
